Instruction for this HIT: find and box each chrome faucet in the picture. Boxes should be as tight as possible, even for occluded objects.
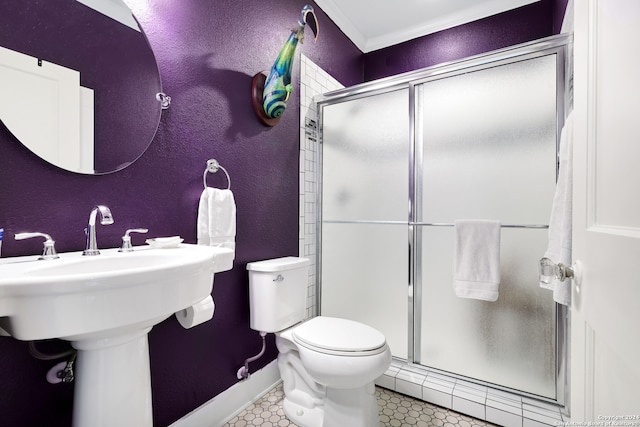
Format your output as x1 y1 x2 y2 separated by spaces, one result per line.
83 205 114 256
15 232 59 260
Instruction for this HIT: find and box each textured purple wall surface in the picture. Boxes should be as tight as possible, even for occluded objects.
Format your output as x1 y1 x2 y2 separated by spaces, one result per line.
0 1 361 426
0 0 565 425
363 0 561 81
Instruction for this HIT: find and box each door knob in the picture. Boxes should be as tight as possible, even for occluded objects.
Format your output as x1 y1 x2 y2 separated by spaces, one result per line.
539 257 582 285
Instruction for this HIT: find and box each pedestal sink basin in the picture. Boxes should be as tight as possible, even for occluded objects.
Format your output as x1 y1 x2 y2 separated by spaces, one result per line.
0 243 233 427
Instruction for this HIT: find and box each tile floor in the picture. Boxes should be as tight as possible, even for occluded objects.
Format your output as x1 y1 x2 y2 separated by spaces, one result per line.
223 383 496 427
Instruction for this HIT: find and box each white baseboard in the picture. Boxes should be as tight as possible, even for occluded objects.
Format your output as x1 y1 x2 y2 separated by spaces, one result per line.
169 360 281 427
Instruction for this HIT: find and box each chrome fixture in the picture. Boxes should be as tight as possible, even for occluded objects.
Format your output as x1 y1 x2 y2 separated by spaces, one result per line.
14 232 59 260
156 92 171 110
83 205 114 256
119 228 149 252
57 352 77 383
203 158 231 190
236 331 267 380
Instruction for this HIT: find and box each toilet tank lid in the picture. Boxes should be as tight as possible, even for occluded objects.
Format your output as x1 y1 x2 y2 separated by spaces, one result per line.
246 256 310 272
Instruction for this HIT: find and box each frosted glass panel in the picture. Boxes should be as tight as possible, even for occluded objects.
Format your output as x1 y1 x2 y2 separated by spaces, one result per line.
322 89 409 222
321 223 408 359
420 227 556 398
421 54 557 224
418 54 558 398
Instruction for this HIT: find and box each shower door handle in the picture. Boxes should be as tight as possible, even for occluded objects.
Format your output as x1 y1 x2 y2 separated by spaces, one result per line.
538 257 582 285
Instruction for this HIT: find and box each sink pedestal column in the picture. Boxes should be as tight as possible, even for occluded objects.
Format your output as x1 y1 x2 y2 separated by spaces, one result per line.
71 328 153 427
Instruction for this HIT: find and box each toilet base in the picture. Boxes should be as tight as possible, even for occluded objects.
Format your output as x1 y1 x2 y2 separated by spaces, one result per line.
323 383 379 427
282 383 379 427
282 396 324 427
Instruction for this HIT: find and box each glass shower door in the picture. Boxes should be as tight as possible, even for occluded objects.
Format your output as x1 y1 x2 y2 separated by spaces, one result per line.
320 88 410 359
417 54 559 398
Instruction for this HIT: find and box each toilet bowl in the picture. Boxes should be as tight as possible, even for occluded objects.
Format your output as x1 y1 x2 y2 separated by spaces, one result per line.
247 257 391 427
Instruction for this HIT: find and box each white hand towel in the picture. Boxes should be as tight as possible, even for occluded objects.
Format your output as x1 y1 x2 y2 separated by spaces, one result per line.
540 112 574 306
454 220 501 302
198 188 236 270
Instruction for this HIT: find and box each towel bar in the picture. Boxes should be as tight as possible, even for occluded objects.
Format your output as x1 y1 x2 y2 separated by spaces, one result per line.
322 220 548 229
203 159 231 190
415 222 548 229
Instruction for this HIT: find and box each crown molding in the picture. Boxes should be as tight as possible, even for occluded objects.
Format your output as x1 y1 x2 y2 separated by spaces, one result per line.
316 0 540 53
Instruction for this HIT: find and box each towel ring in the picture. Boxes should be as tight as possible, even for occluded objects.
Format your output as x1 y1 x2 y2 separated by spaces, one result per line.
203 159 231 190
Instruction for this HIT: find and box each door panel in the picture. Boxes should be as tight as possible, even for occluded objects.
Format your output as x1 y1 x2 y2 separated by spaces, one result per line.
572 0 640 417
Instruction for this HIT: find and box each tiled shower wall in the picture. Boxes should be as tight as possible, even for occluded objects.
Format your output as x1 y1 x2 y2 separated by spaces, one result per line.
298 54 343 320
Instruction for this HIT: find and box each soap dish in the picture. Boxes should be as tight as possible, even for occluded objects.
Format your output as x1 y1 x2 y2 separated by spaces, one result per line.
145 236 184 249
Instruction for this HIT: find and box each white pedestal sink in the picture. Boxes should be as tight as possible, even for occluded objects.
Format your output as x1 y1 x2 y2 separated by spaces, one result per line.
0 243 233 427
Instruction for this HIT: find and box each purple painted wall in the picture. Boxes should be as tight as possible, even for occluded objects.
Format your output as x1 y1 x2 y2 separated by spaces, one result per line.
363 0 564 81
0 1 361 426
0 1 566 425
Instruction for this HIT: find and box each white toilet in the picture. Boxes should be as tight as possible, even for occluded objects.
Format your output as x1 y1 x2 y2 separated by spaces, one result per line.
247 257 391 427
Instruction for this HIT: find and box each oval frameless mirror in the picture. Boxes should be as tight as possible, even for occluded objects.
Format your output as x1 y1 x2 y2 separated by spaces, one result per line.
0 0 163 175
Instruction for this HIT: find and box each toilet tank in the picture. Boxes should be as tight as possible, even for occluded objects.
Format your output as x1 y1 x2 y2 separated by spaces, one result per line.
246 257 310 333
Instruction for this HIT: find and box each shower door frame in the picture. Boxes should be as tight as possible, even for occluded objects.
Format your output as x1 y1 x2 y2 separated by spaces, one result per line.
315 34 572 407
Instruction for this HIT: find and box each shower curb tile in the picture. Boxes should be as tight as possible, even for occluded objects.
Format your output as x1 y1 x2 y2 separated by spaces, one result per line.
486 406 524 427
522 398 564 416
523 417 556 427
396 370 427 385
422 385 453 409
375 373 396 390
453 388 486 405
400 364 429 375
384 365 401 376
486 398 523 415
454 382 488 398
426 371 457 383
424 377 455 393
389 359 404 367
486 394 523 409
396 378 423 399
453 396 486 420
487 388 523 404
523 409 563 425
523 403 563 420
456 380 489 393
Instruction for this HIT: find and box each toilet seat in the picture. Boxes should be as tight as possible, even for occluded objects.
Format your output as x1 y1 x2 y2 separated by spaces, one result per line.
292 316 387 356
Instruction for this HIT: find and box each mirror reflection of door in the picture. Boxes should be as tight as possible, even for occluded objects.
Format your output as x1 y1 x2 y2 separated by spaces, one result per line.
0 0 163 175
0 47 89 172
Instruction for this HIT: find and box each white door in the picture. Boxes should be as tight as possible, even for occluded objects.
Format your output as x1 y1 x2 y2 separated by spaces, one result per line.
571 0 640 420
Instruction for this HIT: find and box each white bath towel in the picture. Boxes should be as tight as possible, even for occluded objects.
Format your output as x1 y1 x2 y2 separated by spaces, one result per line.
198 188 236 270
454 220 501 302
540 112 574 306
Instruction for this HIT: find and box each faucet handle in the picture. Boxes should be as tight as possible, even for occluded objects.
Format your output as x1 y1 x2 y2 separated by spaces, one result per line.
119 228 149 252
15 232 59 260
